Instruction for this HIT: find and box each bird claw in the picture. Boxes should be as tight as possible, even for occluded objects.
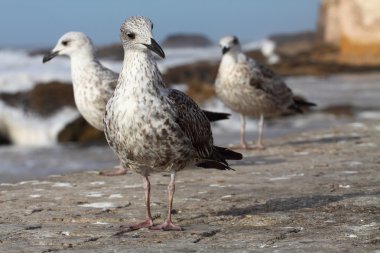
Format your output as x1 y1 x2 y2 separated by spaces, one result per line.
149 220 182 231
245 141 266 150
251 144 266 150
120 219 154 232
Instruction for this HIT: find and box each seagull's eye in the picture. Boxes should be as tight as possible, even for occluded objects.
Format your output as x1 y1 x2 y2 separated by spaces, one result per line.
151 23 154 30
127 33 135 39
62 40 69 46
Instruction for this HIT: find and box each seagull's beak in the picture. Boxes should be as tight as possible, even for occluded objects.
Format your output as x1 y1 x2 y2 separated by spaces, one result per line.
144 38 165 59
222 46 230 55
42 51 59 63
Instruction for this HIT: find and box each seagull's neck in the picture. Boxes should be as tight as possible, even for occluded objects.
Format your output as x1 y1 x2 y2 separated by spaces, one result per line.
70 49 98 83
219 52 238 72
70 49 97 71
220 50 247 71
118 50 162 96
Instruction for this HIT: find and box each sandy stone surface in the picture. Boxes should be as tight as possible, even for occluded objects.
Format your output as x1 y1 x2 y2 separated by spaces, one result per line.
0 120 379 252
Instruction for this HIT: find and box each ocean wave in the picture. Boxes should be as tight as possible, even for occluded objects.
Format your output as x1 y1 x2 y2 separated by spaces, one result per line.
0 39 264 92
0 49 71 92
0 101 79 146
3 42 379 147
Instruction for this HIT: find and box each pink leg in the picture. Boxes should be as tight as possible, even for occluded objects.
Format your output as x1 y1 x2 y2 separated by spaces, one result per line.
121 176 153 231
229 114 251 149
253 114 266 150
240 114 249 149
99 164 128 176
150 173 182 231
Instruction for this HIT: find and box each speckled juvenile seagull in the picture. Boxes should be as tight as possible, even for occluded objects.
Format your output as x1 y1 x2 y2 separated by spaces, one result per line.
104 16 242 231
215 36 316 149
42 32 230 176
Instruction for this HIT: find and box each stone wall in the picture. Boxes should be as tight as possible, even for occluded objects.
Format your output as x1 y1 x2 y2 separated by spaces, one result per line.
318 0 380 64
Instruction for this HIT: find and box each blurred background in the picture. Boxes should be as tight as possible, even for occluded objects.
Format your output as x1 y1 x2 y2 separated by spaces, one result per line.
0 0 379 182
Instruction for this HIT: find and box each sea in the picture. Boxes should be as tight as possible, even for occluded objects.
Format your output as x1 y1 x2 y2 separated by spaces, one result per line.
1 41 380 183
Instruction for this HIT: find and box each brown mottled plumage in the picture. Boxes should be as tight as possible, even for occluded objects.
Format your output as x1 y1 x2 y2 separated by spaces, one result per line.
104 16 242 231
42 32 230 176
215 35 316 149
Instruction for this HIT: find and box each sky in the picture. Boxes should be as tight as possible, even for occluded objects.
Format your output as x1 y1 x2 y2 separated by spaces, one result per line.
0 0 320 48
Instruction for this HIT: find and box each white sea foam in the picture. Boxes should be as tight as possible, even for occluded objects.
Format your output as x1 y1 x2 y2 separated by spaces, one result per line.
2 45 379 148
0 40 260 92
1 44 380 183
0 49 71 93
260 39 280 64
0 101 79 146
0 48 93 147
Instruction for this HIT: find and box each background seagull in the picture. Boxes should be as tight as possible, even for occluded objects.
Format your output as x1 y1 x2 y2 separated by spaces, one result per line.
104 16 242 231
43 32 230 176
215 35 316 150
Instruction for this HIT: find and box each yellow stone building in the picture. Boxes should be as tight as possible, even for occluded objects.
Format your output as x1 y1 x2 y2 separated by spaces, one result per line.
318 0 380 65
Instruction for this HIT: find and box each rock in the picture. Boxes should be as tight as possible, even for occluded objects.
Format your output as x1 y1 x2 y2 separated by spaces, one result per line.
269 31 317 57
318 0 380 65
0 134 11 145
0 82 106 145
164 61 218 86
186 81 216 102
58 117 106 145
270 31 317 47
0 82 75 117
161 49 265 89
97 43 124 61
161 34 213 48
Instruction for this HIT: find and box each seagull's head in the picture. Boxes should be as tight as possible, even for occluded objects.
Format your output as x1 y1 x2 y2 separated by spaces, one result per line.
219 36 241 55
119 16 165 59
43 32 94 63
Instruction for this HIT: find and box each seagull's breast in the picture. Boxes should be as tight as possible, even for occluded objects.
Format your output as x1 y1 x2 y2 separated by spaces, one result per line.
72 65 107 130
105 81 193 173
216 62 269 116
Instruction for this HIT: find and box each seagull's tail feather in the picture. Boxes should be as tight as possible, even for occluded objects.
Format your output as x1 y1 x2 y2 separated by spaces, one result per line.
202 110 230 122
290 95 317 114
213 146 243 160
196 146 243 171
196 160 234 171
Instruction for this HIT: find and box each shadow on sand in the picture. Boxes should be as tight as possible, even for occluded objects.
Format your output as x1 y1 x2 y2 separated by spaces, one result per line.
285 135 362 146
234 155 286 167
217 191 379 216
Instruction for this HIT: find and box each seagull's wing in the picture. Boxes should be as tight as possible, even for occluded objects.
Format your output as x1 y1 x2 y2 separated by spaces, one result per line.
94 61 119 104
96 62 119 91
248 59 294 106
166 89 214 158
